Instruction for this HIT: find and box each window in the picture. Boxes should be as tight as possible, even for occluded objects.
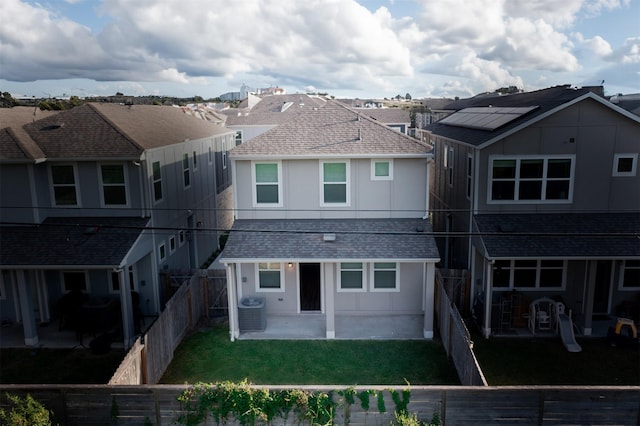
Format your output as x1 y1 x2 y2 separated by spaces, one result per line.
192 151 198 170
371 159 393 180
257 262 283 291
489 156 573 202
158 242 166 263
51 164 79 206
252 162 282 206
339 262 364 291
447 147 454 186
62 271 88 292
169 235 176 254
492 260 566 290
109 266 136 293
466 155 473 200
152 161 163 202
613 153 637 177
208 146 213 164
620 260 640 289
371 262 398 291
179 230 186 246
182 153 191 188
321 161 349 205
100 164 127 206
222 151 227 169
235 130 243 146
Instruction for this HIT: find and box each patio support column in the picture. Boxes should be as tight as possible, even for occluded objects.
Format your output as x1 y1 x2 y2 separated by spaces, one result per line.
36 271 50 323
324 263 335 339
226 263 239 341
16 270 39 347
423 262 435 339
118 268 135 350
583 260 597 336
482 260 493 338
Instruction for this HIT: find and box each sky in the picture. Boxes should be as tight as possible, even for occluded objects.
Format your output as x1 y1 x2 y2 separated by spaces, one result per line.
1 0 638 100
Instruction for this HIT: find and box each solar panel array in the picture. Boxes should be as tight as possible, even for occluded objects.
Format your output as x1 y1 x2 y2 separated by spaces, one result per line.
439 106 538 130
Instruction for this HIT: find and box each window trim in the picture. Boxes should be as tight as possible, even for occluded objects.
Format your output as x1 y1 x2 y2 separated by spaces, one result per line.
158 242 167 263
182 153 191 189
612 153 637 177
492 259 567 290
169 235 177 254
337 262 366 292
255 262 284 292
251 161 283 207
208 146 213 164
488 155 575 204
370 159 393 181
370 262 400 292
320 160 350 206
619 259 640 290
61 270 90 293
152 160 163 203
50 163 81 207
179 230 186 247
447 146 454 187
108 266 137 294
192 150 198 171
98 163 129 207
235 130 243 146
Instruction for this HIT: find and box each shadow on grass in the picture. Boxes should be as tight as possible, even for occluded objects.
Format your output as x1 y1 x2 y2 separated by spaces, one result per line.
160 324 460 385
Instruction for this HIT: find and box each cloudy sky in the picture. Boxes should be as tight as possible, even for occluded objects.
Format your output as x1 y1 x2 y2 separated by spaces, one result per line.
1 0 638 100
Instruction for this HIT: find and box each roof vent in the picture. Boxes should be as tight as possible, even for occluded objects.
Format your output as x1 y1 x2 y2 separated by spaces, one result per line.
323 233 336 242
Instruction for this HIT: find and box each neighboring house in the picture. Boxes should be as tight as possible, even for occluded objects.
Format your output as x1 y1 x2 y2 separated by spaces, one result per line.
218 99 439 340
358 107 411 134
0 103 235 348
425 85 640 338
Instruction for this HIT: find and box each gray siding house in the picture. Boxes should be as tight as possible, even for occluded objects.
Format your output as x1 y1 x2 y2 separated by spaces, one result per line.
219 100 440 340
426 85 640 338
0 104 235 348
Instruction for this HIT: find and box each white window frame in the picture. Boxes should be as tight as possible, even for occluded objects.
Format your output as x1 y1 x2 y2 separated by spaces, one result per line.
337 262 366 292
488 155 575 204
61 270 90 293
98 163 129 207
222 151 228 169
255 262 284 292
152 161 163 203
251 161 283 207
158 242 167 263
320 160 350 206
169 235 177 254
179 230 186 247
370 262 399 292
192 150 198 171
619 260 640 290
612 153 637 177
108 266 137 294
370 159 393 181
182 153 191 189
50 163 81 207
235 130 243 146
492 259 567 291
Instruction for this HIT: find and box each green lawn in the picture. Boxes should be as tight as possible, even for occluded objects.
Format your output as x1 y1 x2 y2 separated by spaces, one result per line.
472 335 640 385
160 325 460 385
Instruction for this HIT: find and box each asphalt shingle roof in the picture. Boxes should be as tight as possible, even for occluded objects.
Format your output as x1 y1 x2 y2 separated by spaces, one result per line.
223 94 327 126
230 100 430 157
219 218 440 262
0 107 59 161
474 213 640 259
0 216 150 267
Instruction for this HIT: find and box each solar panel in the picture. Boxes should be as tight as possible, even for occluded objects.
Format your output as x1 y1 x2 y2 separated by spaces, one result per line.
439 106 538 130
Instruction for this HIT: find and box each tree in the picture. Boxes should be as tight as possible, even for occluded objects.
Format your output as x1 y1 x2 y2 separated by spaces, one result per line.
405 93 412 100
0 393 54 426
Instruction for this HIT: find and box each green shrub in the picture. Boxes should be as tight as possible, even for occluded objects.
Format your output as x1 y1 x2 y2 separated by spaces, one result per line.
0 393 54 426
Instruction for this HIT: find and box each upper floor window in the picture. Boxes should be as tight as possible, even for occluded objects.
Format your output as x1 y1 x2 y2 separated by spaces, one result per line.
208 146 213 164
371 159 393 181
152 161 163 202
321 160 350 206
489 156 574 203
493 259 566 290
50 164 79 206
338 262 365 292
252 162 282 206
256 262 283 291
613 153 637 177
466 154 473 200
371 262 398 292
620 260 640 290
182 153 191 188
99 164 127 206
235 130 243 146
192 151 198 170
447 147 454 186
109 266 136 293
158 242 167 263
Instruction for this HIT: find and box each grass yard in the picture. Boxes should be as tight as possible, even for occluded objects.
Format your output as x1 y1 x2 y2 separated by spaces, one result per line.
160 325 460 385
0 347 126 384
472 335 640 386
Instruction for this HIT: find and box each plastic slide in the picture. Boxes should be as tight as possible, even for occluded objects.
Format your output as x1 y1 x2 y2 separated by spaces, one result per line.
557 313 582 352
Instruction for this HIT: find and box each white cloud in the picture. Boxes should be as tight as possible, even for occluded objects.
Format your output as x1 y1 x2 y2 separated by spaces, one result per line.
574 33 614 57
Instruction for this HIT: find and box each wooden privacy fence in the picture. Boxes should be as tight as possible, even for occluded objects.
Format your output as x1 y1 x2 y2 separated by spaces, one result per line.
435 269 486 386
1 385 639 425
110 270 214 385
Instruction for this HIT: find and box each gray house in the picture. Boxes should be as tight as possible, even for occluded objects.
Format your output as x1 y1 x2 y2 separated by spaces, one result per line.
0 103 235 348
426 85 640 338
219 99 440 340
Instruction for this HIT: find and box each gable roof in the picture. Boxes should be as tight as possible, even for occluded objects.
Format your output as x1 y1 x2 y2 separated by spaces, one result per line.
22 103 231 160
360 108 410 125
222 94 327 127
0 107 59 162
427 85 640 149
474 213 640 259
0 216 150 267
230 100 430 159
219 218 440 262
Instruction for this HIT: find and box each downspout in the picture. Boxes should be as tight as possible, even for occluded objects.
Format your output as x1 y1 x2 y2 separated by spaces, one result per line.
483 259 494 338
137 156 148 218
423 156 432 220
